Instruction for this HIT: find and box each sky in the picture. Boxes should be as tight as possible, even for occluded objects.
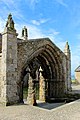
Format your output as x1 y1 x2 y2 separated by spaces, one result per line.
0 0 80 76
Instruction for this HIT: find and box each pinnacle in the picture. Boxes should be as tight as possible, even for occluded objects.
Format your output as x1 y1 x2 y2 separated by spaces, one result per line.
6 13 15 30
65 41 69 50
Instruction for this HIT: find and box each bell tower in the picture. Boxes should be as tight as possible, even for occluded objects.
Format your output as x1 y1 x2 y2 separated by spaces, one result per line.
0 14 19 105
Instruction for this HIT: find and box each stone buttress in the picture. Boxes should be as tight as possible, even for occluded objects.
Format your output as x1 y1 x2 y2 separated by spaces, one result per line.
0 14 19 105
64 41 71 91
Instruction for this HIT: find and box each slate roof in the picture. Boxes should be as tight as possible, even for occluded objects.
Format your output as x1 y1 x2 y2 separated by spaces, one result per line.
75 66 80 72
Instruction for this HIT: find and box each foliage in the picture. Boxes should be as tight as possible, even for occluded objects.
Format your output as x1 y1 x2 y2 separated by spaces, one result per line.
23 87 28 99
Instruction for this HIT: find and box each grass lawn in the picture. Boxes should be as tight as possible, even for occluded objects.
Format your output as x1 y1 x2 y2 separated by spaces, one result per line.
23 86 39 100
23 87 28 99
71 79 77 84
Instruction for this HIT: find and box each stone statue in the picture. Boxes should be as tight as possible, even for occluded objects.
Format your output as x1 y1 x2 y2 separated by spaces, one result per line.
6 13 14 30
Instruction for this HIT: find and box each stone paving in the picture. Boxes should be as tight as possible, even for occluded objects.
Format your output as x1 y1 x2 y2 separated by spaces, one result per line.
0 84 80 120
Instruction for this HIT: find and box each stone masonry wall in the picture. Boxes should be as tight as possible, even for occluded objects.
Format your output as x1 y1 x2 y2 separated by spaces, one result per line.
17 38 69 99
17 38 65 82
75 72 80 84
0 28 19 105
0 14 71 105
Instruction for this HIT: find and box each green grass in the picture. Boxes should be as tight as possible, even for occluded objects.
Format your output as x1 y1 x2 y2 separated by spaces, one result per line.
71 79 77 84
23 86 39 100
23 87 28 99
35 86 39 100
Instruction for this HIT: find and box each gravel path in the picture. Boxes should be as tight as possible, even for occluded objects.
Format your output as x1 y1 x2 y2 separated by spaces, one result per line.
0 84 80 120
0 99 80 120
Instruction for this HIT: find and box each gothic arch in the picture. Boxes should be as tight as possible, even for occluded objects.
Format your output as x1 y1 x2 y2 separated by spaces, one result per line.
18 38 65 102
0 14 71 106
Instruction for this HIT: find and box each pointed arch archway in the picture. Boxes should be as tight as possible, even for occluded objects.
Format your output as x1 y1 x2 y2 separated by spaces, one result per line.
17 38 66 103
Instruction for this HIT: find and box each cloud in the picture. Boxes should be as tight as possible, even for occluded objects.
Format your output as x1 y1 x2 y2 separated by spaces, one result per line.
31 20 41 26
25 0 40 9
16 22 65 51
0 0 27 25
47 29 60 36
55 0 68 7
16 23 46 39
0 17 6 32
28 24 45 38
40 19 50 24
15 21 63 45
44 29 66 50
31 18 50 25
0 0 17 9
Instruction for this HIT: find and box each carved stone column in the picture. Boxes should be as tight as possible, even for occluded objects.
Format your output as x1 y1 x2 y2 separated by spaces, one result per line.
39 67 45 101
27 72 37 106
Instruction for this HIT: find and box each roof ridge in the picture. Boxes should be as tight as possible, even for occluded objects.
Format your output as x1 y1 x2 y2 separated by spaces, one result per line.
75 65 80 72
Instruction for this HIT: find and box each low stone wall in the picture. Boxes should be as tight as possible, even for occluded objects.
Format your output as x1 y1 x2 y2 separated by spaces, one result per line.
75 72 80 84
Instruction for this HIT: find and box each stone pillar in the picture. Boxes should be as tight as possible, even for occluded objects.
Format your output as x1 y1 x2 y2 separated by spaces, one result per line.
64 41 71 91
0 14 19 105
39 67 45 101
27 72 37 105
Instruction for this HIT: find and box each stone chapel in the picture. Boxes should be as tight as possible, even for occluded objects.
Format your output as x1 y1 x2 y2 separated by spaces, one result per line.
0 14 71 106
